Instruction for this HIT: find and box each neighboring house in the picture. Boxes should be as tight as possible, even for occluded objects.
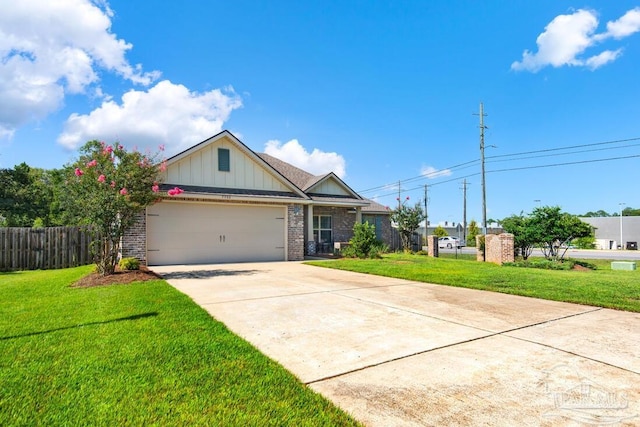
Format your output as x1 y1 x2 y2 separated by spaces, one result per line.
579 216 640 250
122 130 391 265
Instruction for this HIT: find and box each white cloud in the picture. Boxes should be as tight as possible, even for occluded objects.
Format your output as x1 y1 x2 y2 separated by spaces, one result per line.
57 80 242 153
585 49 622 69
420 165 452 179
511 8 640 72
600 7 640 39
264 139 346 178
0 0 159 137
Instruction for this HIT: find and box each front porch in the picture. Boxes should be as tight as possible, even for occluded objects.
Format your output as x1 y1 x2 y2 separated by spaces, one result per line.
305 205 362 256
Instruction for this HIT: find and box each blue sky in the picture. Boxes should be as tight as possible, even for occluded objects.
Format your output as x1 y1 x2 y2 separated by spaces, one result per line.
1 1 639 224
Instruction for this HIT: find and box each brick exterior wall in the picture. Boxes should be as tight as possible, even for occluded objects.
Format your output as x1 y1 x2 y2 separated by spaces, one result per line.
480 233 515 265
121 200 397 263
121 211 146 265
314 206 357 243
287 204 304 261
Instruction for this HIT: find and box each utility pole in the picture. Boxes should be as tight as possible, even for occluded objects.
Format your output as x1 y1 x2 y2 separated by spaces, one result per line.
423 184 428 247
477 102 488 236
461 179 467 244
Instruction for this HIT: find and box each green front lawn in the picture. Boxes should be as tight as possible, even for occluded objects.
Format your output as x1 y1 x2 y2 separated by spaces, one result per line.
307 253 640 312
0 267 359 426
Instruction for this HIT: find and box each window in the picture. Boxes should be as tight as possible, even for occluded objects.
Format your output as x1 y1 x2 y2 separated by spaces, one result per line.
313 215 332 243
218 148 230 172
362 215 382 240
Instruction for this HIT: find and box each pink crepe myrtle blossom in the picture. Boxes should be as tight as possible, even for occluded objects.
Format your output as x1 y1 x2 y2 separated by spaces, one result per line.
110 181 116 188
159 144 165 152
406 196 410 200
152 184 159 193
103 145 113 155
74 168 83 177
120 188 128 195
118 144 124 150
159 160 167 172
167 187 184 196
86 159 97 167
98 174 106 183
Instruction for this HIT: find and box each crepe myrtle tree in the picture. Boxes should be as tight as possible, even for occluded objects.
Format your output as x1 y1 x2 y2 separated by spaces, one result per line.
530 206 592 261
68 140 183 275
390 197 425 251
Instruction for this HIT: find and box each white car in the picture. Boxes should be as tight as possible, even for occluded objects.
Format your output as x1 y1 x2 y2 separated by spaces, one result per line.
438 236 462 249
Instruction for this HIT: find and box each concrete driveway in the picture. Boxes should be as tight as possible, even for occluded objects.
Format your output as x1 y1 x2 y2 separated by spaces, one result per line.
152 261 640 426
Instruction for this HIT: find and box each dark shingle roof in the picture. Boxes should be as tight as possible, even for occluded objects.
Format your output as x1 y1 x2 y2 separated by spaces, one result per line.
159 183 302 199
257 153 317 191
362 199 390 214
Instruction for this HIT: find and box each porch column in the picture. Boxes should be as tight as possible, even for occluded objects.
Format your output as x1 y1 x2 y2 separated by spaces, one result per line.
355 207 362 223
306 204 316 255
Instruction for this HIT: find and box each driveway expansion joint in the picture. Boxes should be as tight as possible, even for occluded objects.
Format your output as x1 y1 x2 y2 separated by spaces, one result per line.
306 306 609 385
195 282 424 305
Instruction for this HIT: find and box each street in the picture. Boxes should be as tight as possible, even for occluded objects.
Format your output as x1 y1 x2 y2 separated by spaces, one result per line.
438 246 640 260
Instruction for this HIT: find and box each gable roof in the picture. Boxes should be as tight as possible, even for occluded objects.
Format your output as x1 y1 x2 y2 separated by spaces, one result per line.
164 130 309 200
257 153 362 200
164 130 383 210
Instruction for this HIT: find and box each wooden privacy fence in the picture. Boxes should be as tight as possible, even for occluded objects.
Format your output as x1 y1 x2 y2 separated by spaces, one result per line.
0 227 94 271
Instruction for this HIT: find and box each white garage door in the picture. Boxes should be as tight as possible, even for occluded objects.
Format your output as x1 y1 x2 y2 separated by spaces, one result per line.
147 202 286 265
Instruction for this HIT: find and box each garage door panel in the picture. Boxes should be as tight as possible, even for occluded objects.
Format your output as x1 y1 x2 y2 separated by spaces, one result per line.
147 202 285 265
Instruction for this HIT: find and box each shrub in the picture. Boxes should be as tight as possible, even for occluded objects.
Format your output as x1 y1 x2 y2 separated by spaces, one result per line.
369 241 389 258
503 258 595 271
341 223 387 259
504 260 572 270
118 257 140 271
348 222 377 258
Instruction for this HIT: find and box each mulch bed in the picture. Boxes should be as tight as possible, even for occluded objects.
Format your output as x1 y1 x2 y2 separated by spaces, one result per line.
571 264 591 271
72 266 162 288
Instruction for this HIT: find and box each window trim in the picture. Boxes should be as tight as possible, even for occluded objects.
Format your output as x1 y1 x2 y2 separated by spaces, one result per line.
313 215 332 243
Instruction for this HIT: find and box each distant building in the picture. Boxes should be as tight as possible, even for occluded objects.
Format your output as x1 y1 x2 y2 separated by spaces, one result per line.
580 216 640 250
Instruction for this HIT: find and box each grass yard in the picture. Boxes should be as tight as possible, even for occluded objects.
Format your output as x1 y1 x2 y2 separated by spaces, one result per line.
0 267 359 426
307 253 640 312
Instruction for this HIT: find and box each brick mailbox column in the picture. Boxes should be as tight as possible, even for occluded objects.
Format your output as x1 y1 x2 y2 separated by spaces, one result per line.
482 233 514 265
426 235 439 257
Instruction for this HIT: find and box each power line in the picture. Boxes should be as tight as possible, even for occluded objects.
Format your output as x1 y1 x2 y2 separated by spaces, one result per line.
486 142 640 164
485 137 640 160
372 172 480 200
357 158 479 194
487 153 640 174
372 150 639 200
358 135 640 197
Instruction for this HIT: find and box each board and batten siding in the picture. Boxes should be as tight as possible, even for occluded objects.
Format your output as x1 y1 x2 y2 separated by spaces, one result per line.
310 178 351 196
166 137 290 192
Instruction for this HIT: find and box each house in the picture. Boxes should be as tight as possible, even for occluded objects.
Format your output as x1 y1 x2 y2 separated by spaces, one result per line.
122 130 392 265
